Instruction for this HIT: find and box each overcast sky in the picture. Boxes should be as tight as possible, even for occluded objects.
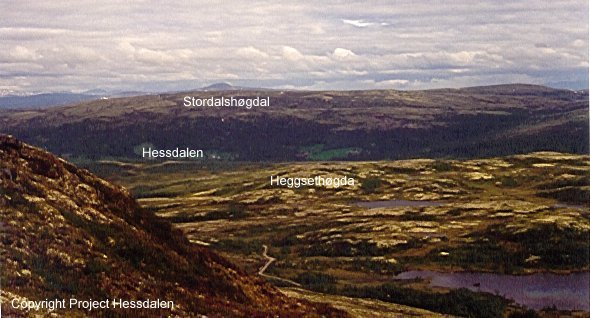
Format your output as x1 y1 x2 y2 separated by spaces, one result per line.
1 0 588 93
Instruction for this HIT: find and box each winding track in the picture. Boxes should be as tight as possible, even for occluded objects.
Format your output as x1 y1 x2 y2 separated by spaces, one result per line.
259 244 301 287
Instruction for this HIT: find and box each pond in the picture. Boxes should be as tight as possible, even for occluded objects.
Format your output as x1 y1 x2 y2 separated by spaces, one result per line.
553 203 588 211
395 270 589 311
356 200 444 209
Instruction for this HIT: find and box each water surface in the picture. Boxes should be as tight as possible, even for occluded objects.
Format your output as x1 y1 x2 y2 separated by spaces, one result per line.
356 200 444 209
396 270 589 311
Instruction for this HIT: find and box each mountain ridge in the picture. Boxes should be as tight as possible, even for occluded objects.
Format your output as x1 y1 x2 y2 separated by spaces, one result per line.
0 84 587 161
0 134 345 317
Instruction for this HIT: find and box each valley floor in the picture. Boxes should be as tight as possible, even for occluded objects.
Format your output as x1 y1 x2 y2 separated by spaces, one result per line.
89 152 590 317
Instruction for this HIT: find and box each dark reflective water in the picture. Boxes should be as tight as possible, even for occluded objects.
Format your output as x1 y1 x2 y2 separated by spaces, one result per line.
396 270 590 311
553 203 589 212
356 200 444 208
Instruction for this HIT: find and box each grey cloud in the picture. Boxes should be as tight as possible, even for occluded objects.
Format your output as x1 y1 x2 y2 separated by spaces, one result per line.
0 0 587 92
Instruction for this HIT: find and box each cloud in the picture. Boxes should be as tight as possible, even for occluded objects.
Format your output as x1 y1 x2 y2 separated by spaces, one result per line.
3 46 38 62
572 39 586 48
342 19 374 28
281 46 305 61
0 0 587 92
236 46 269 59
332 48 356 60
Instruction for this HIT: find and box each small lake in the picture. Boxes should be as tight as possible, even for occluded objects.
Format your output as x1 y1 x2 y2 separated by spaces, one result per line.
553 203 588 212
356 200 444 209
396 270 590 311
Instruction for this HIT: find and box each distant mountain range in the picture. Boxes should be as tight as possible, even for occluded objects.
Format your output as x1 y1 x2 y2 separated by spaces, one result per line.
0 92 99 109
0 84 587 161
0 91 149 110
201 82 245 91
0 83 260 109
199 82 274 91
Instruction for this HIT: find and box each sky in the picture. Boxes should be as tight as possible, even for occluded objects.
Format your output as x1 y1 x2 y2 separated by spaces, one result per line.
0 0 588 93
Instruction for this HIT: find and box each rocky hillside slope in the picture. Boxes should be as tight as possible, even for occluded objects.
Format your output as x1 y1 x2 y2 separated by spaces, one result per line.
0 134 345 317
